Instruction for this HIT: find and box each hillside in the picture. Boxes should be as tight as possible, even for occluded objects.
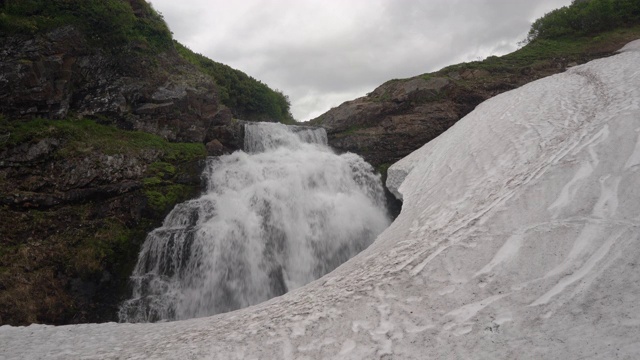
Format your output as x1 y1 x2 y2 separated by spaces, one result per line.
175 42 295 124
0 0 293 325
3 36 639 360
311 0 640 180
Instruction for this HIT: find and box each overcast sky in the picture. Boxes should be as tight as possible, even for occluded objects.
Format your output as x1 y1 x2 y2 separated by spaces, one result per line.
148 0 571 121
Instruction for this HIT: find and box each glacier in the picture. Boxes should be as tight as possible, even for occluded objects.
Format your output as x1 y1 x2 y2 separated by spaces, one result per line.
1 39 640 359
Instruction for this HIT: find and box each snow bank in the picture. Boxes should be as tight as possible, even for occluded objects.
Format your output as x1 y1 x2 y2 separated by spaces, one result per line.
2 39 640 359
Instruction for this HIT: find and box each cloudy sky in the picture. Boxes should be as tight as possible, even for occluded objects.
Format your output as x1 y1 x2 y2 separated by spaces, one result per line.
148 0 571 121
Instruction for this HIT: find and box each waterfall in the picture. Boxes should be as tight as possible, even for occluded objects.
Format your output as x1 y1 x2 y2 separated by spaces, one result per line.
118 122 391 323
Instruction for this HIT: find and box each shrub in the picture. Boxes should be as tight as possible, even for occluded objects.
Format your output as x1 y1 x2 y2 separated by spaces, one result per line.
175 42 295 124
526 0 640 42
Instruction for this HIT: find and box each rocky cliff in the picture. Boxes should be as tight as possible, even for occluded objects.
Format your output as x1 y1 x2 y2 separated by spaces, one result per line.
311 27 640 177
0 0 278 326
0 24 242 147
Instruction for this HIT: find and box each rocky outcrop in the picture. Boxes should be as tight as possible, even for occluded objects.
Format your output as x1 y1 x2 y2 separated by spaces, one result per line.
310 34 638 173
313 76 469 170
0 25 238 151
0 117 206 325
0 25 245 325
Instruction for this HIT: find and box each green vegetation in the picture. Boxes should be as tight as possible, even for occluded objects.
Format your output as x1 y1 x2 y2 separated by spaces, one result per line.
0 0 295 123
0 115 206 324
0 116 205 160
443 24 640 82
0 203 151 323
376 163 391 183
370 90 392 103
175 42 296 124
143 184 194 214
71 217 131 278
0 115 205 217
142 160 198 215
527 0 640 42
373 0 640 88
0 0 173 51
334 124 365 137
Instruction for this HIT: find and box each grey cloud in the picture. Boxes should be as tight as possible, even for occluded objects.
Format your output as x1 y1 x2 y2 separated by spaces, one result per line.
149 0 571 121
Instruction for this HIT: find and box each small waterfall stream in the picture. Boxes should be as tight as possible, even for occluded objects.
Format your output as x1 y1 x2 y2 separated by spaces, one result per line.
119 122 391 322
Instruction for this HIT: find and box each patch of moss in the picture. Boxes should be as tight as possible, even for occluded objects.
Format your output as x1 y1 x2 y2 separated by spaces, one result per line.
377 163 391 182
144 184 193 215
334 125 365 137
142 158 203 216
0 116 206 161
148 161 176 178
71 219 130 279
174 41 296 124
438 25 640 79
371 91 392 103
142 177 162 186
420 73 433 81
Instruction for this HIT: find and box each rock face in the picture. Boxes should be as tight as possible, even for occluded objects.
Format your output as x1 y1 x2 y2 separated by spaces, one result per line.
0 119 206 325
0 24 248 325
0 25 238 150
310 35 637 172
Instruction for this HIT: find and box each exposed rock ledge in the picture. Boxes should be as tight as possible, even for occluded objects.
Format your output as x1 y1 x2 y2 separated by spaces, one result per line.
311 34 636 174
0 25 240 150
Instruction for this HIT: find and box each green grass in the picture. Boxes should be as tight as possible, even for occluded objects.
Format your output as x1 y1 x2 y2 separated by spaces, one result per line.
0 113 207 324
174 41 296 124
1 115 206 219
435 24 640 82
334 125 364 137
0 0 173 52
0 116 206 161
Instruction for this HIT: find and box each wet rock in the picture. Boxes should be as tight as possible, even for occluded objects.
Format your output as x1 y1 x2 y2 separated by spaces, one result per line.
205 139 225 156
312 76 462 167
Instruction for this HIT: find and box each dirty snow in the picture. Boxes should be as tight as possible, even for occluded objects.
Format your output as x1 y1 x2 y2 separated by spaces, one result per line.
2 39 640 359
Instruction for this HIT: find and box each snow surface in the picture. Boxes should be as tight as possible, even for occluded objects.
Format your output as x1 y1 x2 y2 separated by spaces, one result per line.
2 40 640 359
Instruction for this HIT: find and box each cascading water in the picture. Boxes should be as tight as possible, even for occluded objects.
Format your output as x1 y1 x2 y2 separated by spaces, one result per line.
118 122 391 323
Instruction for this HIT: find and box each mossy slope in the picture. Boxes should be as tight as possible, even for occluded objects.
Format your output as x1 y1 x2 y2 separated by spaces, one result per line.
0 116 205 325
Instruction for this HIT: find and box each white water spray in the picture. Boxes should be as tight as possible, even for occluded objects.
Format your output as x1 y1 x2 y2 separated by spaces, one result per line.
119 122 391 322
